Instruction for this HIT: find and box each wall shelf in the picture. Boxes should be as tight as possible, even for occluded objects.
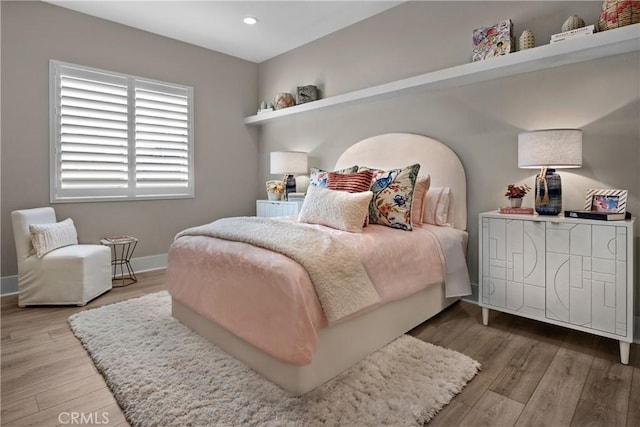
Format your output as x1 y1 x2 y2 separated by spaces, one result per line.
244 24 640 126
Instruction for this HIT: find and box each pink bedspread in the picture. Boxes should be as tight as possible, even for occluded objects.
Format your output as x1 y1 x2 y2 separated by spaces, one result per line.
168 222 458 365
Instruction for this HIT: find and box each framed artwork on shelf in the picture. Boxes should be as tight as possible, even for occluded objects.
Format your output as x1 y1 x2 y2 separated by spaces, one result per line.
585 188 627 213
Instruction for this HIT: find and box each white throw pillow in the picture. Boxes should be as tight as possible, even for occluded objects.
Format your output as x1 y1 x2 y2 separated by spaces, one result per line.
298 185 373 233
424 187 452 226
29 218 78 257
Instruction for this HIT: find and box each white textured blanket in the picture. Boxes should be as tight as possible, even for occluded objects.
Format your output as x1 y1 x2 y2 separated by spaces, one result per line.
175 217 381 323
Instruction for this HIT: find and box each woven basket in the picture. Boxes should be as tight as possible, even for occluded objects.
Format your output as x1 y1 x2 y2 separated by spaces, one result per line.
598 0 640 31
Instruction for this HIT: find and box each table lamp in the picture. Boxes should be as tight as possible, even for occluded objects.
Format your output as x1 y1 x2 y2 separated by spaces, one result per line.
518 129 582 215
270 151 308 200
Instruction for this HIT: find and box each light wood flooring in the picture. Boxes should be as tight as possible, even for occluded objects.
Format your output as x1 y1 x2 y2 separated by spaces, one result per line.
1 270 638 426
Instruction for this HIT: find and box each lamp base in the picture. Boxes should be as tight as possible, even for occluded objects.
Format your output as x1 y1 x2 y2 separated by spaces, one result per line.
535 168 562 215
283 174 296 200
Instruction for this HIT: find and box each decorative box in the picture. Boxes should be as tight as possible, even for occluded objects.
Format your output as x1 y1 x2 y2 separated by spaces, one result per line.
296 85 319 104
472 19 514 62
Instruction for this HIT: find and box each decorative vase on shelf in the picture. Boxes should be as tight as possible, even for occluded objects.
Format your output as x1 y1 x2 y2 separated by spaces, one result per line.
510 197 523 208
598 0 640 31
519 30 535 50
267 192 281 201
562 15 586 32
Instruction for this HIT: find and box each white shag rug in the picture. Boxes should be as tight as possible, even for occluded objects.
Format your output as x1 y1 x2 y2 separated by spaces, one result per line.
69 292 480 426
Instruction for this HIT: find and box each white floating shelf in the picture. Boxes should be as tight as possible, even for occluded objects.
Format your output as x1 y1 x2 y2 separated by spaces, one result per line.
245 24 640 126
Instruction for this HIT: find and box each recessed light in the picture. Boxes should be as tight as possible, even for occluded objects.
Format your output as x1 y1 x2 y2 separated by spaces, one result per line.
243 17 258 25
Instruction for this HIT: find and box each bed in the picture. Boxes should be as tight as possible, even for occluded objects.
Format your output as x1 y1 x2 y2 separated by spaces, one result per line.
168 133 469 395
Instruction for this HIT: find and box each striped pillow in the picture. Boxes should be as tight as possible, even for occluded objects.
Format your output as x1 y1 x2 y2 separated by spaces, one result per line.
326 170 373 193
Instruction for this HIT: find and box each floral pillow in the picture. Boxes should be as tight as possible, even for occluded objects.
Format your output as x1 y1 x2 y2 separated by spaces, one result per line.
358 163 420 231
309 166 358 188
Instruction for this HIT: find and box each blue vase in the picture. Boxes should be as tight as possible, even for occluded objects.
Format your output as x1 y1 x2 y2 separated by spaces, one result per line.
535 169 562 215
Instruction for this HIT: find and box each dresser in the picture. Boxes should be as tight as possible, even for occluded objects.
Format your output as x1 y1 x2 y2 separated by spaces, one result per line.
479 211 635 364
256 200 303 218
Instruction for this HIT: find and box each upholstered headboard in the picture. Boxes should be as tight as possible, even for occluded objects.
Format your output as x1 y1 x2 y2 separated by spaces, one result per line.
334 133 467 230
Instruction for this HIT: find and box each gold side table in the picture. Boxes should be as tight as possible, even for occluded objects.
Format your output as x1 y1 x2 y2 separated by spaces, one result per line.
100 236 138 287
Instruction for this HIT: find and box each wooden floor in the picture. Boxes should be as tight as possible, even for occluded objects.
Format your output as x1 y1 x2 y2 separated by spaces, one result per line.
1 270 638 426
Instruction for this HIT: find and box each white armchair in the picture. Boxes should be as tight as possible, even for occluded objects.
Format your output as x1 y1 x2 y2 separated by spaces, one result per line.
11 207 112 307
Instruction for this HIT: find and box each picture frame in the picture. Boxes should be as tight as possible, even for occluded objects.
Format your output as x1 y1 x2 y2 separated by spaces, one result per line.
584 188 627 213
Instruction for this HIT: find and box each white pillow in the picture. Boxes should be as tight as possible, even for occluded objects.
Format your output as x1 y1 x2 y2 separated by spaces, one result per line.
29 218 78 257
298 185 372 233
424 187 451 226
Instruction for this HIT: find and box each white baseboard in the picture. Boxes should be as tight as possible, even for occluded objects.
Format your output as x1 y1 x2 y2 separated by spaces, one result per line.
1 253 168 297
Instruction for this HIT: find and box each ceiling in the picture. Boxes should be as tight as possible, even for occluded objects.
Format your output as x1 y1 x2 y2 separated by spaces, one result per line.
44 1 402 63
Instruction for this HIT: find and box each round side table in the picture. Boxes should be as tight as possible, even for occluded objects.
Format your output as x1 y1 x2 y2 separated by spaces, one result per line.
100 236 138 287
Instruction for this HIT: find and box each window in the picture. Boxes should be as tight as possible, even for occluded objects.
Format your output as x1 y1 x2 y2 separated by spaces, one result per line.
50 60 194 202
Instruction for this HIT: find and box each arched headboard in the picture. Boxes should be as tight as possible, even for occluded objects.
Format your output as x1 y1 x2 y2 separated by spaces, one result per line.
334 133 467 230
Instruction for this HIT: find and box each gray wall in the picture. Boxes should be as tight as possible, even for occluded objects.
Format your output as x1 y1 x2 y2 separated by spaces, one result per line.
257 2 639 307
1 1 259 277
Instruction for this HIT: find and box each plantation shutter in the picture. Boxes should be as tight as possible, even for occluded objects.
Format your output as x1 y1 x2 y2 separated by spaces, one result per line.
134 81 191 195
55 65 130 199
50 60 193 202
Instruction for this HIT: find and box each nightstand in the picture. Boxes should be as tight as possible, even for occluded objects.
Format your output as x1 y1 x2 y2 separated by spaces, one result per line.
256 200 303 218
479 211 635 364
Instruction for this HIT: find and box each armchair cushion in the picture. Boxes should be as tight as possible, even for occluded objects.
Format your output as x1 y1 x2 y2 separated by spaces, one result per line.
29 218 78 258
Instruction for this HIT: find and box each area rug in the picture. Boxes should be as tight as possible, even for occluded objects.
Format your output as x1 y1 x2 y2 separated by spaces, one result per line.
69 292 480 426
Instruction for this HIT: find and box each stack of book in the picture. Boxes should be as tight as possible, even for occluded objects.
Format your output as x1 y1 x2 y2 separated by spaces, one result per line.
499 207 534 215
550 25 595 44
564 210 631 221
287 192 305 203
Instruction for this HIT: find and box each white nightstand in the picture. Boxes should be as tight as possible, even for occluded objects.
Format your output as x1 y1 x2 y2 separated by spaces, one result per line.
479 211 635 364
256 200 303 218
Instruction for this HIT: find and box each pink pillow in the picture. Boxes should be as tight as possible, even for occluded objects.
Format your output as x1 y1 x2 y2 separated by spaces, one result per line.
411 175 431 227
424 187 451 226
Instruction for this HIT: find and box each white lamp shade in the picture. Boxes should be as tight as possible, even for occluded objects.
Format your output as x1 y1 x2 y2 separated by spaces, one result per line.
270 151 308 174
518 129 582 169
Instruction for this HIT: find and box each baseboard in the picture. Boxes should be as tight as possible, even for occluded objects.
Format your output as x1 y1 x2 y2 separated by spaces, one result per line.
1 253 168 296
1 276 18 296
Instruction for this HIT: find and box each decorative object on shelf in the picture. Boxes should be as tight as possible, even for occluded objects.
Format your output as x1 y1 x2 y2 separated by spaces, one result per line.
505 184 530 207
598 0 640 31
584 188 628 213
519 30 535 50
258 100 274 114
562 15 586 32
296 85 319 104
273 92 296 110
265 180 284 200
472 19 514 62
270 151 308 200
550 25 595 43
518 129 582 215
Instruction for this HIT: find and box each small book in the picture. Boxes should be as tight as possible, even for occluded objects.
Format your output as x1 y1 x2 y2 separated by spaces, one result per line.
499 207 535 215
564 210 631 221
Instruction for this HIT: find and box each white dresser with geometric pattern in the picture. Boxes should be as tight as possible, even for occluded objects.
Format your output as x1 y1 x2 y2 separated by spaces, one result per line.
479 212 635 364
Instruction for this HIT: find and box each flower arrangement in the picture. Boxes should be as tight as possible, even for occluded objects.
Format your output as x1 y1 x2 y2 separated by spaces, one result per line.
266 180 285 194
505 184 531 199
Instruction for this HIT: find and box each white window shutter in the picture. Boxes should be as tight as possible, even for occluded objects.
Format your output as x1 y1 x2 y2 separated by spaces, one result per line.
50 60 194 202
134 80 192 195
